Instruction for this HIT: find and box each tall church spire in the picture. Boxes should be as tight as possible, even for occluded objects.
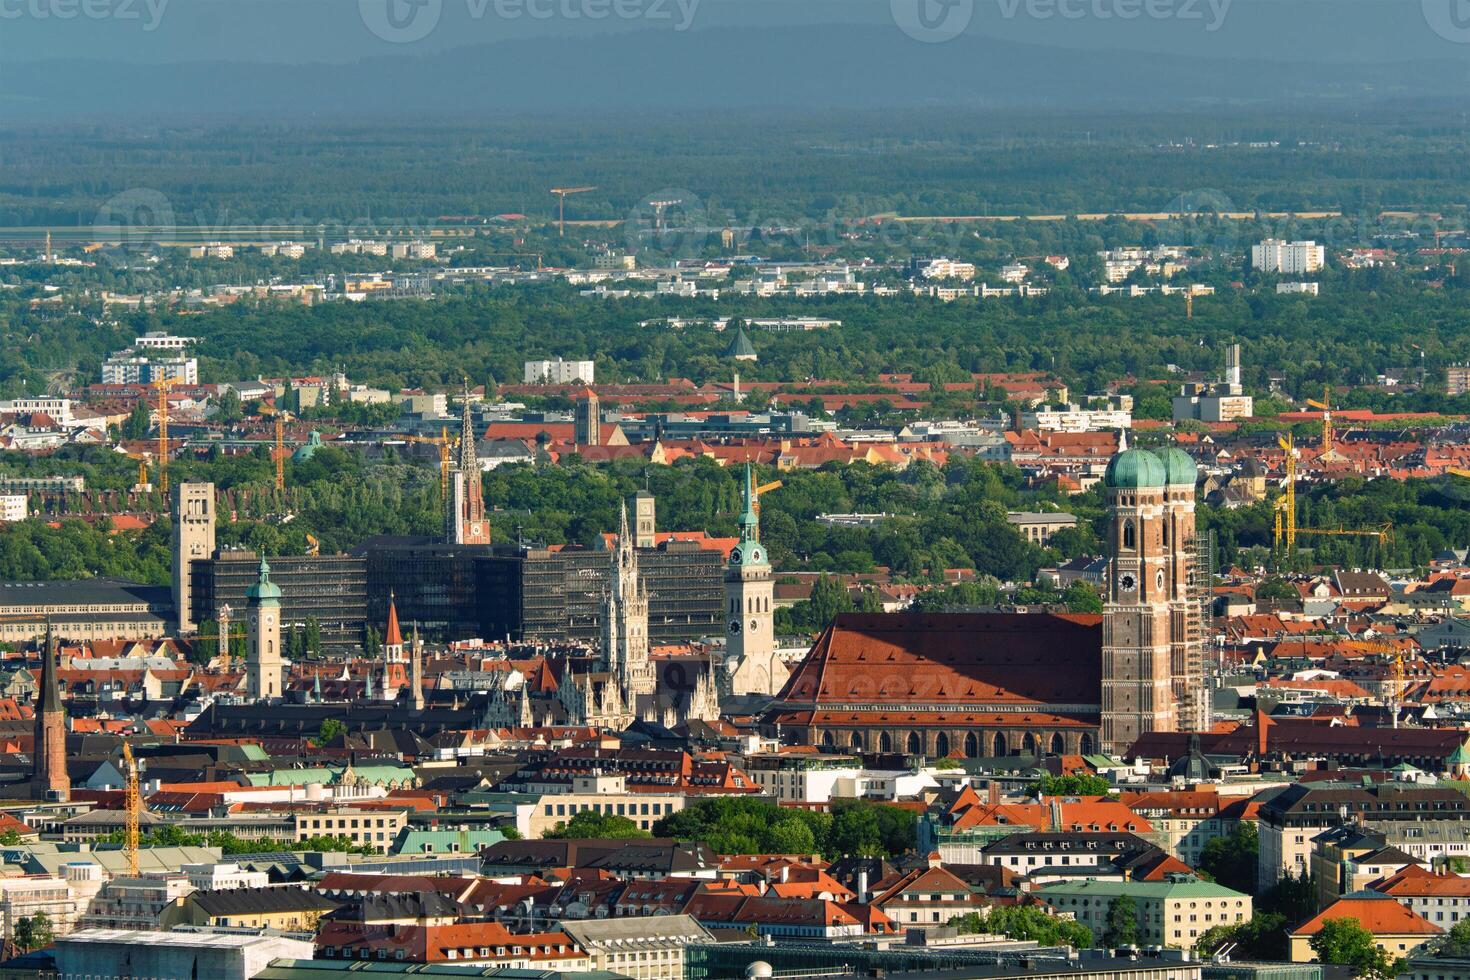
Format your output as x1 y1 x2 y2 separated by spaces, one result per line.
447 380 490 545
32 620 69 801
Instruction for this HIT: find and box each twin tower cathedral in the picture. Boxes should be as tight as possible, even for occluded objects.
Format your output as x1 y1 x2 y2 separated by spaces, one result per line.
1100 444 1208 752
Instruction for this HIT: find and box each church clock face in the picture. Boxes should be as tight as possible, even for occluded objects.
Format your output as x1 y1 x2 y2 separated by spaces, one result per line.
728 619 742 634
729 547 741 564
1156 569 1166 593
470 522 484 537
264 614 275 626
1119 572 1137 594
750 619 759 633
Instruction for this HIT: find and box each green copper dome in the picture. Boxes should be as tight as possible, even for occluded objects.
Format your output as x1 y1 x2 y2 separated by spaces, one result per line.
246 558 283 603
1104 448 1166 489
1157 447 1198 488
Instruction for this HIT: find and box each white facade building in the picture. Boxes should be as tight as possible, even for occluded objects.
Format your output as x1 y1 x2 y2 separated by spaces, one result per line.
524 358 595 385
0 496 27 523
1252 239 1325 274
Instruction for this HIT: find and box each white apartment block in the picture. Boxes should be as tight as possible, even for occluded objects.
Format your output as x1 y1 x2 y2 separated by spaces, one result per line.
1276 282 1320 295
593 253 636 270
0 496 27 523
101 353 198 386
133 333 198 352
0 398 73 426
917 258 976 281
186 244 235 259
524 358 595 385
1252 239 1325 274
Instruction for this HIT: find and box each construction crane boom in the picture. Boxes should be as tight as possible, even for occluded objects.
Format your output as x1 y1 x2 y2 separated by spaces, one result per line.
121 740 140 876
274 413 288 491
151 377 182 495
1305 385 1334 454
549 186 596 238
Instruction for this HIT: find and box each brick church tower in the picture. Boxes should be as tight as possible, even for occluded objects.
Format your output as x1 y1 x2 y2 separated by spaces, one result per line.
1100 445 1182 755
32 624 69 801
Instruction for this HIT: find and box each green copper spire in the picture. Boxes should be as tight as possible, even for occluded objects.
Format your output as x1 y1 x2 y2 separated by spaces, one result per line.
739 464 759 542
729 464 768 569
246 558 282 604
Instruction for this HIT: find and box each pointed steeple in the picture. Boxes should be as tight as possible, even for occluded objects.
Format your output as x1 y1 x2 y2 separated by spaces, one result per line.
38 621 60 715
738 464 759 543
385 593 403 652
410 621 425 711
458 378 478 474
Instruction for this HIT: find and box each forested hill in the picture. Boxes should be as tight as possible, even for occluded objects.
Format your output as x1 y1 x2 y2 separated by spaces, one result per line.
4 25 1464 118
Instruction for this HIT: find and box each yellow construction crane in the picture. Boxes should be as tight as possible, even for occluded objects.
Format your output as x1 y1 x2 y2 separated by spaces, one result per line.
1273 433 1297 552
121 740 141 876
1305 385 1334 454
549 186 596 237
753 479 782 518
151 377 182 495
1292 522 1393 544
305 533 320 557
397 430 453 502
274 413 287 491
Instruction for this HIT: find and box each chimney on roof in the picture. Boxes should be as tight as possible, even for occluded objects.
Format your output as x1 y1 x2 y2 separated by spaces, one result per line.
1255 706 1270 757
857 870 869 903
988 779 1001 806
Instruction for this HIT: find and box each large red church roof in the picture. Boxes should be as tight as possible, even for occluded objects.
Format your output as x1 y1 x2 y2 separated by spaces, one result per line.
773 613 1103 711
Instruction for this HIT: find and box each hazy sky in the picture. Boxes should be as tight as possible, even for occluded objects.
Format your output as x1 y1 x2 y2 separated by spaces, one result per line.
0 0 1466 65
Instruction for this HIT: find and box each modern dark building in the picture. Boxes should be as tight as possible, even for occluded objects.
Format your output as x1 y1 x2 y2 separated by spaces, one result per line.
520 539 723 644
357 537 519 642
186 536 722 649
189 551 368 649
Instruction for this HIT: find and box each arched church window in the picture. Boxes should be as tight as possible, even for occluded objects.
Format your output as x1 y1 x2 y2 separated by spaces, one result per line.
1123 519 1136 550
935 733 950 758
880 732 893 752
993 732 1007 756
964 732 978 758
906 731 921 755
1050 733 1065 755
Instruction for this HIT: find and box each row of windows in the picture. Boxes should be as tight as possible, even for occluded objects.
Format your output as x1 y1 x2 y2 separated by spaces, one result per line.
543 801 671 818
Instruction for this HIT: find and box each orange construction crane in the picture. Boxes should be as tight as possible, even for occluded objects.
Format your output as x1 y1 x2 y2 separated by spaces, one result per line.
151 377 182 495
549 186 596 237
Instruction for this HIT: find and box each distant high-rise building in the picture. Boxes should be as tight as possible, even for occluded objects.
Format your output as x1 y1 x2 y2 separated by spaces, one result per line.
172 483 216 633
1251 239 1324 274
524 358 595 385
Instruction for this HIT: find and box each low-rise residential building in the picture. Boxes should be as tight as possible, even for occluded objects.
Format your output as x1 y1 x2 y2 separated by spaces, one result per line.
561 913 713 980
293 807 409 851
1037 876 1251 951
1289 893 1440 963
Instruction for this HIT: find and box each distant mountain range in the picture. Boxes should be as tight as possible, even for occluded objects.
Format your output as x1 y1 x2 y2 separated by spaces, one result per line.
1 22 1465 118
